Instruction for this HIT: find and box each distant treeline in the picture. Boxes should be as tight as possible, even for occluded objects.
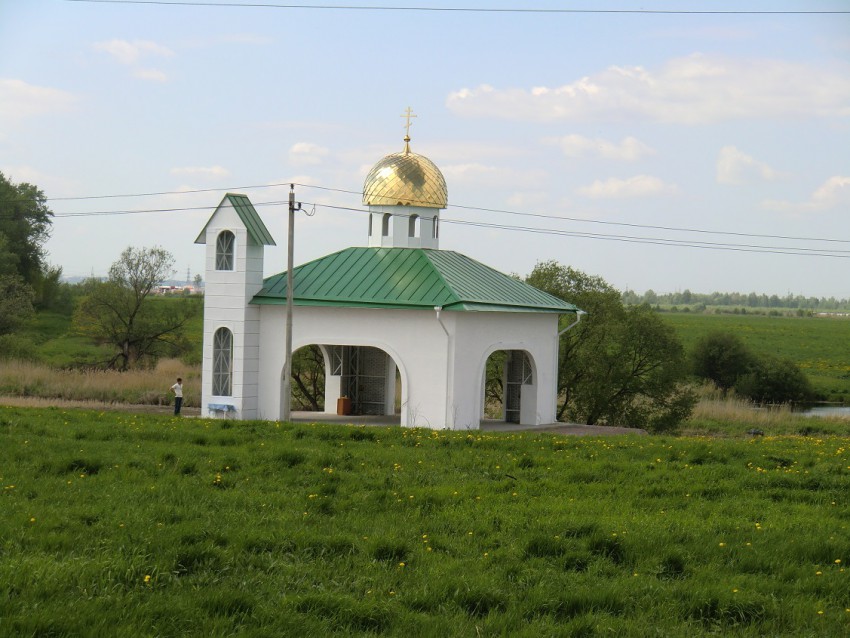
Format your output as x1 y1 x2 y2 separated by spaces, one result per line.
621 289 850 311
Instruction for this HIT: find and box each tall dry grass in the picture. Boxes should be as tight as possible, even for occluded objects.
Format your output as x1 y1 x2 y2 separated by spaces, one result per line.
689 381 805 422
682 381 850 436
691 396 794 424
0 358 201 407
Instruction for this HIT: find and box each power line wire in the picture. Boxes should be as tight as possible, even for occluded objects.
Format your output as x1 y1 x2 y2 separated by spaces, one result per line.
6 194 847 257
304 202 850 258
62 1 850 14
46 182 296 201
8 179 847 247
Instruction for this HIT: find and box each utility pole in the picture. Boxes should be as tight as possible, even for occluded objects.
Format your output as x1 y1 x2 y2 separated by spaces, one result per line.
282 184 300 422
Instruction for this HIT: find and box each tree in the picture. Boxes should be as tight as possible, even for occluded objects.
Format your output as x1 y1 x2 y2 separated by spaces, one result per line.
291 345 325 411
74 246 200 370
0 232 36 335
0 171 54 289
691 331 754 393
0 274 35 335
526 261 695 432
735 355 814 404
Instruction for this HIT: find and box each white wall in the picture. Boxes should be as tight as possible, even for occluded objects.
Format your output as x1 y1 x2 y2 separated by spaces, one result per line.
255 304 561 429
258 305 448 426
450 312 560 428
367 205 440 249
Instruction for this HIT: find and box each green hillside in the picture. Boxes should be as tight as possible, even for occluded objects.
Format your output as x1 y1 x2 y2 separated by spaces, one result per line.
2 407 850 636
661 313 850 401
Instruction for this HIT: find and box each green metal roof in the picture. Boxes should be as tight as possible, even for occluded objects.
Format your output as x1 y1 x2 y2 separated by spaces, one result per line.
194 193 276 246
252 247 579 313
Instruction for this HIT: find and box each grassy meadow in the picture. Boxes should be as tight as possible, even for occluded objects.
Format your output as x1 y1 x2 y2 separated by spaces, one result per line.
0 359 201 408
661 312 850 402
3 407 850 636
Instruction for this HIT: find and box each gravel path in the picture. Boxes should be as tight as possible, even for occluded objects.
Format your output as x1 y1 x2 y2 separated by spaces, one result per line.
0 397 645 435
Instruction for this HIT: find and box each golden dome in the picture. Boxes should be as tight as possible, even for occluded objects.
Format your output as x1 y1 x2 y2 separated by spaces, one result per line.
363 140 447 208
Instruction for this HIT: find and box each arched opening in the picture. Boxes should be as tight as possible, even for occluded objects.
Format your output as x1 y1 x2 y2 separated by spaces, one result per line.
285 343 403 422
408 214 420 238
432 215 439 239
215 230 235 271
482 349 536 424
381 213 391 237
290 345 326 411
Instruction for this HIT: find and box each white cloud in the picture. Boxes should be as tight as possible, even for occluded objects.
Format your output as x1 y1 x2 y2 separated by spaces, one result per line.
547 134 654 161
170 166 230 179
716 146 780 185
93 39 173 65
440 163 500 181
134 68 168 82
93 40 172 81
289 142 330 166
577 175 677 199
447 54 850 124
506 191 549 208
0 78 75 124
812 176 850 206
762 175 850 213
441 163 547 189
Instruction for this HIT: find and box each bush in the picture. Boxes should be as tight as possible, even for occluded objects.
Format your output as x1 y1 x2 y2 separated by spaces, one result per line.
691 332 754 393
734 355 814 404
0 335 38 361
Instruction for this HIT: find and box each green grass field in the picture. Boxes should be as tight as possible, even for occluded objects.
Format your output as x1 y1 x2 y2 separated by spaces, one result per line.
661 313 850 401
3 407 850 636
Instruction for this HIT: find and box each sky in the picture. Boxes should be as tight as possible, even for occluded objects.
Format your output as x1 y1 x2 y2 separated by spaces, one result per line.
1 0 849 297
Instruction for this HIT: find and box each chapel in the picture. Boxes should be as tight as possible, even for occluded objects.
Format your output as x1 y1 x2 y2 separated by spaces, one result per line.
195 120 579 429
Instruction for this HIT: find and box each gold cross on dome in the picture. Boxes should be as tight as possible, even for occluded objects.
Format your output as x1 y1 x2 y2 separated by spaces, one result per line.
401 107 417 138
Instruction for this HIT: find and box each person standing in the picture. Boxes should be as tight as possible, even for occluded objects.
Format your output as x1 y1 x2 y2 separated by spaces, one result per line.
171 377 183 415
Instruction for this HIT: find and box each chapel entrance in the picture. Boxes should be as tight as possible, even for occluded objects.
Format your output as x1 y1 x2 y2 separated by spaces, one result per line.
286 344 400 417
323 345 400 417
483 349 536 424
339 345 389 415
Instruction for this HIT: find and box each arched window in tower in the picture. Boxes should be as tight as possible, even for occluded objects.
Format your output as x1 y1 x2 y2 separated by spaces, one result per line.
215 230 235 271
432 216 439 239
212 327 233 396
368 214 373 236
408 214 420 238
381 213 391 237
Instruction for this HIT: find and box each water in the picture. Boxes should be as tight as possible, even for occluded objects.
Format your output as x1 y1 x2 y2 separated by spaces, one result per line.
797 405 850 418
